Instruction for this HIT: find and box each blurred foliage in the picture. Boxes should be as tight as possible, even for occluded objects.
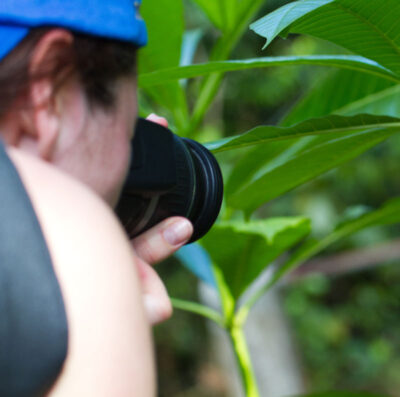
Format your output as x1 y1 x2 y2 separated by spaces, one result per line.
154 257 228 397
283 262 400 396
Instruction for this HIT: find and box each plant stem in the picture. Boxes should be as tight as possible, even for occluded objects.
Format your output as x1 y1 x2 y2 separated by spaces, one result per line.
171 298 225 327
185 0 265 137
229 324 260 397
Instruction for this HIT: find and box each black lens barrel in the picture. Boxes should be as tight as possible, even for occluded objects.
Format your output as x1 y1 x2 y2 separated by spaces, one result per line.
116 119 223 243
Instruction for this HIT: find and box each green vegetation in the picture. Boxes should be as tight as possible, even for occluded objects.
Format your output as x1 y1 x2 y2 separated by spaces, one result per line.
139 1 400 396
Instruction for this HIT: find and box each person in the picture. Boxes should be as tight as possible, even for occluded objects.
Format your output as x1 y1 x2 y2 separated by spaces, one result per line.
0 1 193 396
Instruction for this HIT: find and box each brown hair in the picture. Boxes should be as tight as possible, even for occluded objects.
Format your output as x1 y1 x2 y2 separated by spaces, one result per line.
0 27 138 119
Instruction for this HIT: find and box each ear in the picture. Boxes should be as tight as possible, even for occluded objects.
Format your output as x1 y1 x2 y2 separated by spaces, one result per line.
26 29 74 161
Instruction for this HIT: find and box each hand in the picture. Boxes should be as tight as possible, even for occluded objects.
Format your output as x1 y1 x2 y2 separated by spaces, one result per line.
131 114 193 325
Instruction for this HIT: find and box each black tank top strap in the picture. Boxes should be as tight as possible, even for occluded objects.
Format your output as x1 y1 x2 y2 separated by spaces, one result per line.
0 140 68 397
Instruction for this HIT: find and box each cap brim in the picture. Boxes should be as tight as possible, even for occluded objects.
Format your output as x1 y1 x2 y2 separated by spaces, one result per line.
0 24 29 60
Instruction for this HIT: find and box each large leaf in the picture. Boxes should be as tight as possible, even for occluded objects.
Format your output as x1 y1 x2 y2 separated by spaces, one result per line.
282 70 398 126
201 217 311 300
251 0 400 76
241 70 400 203
336 85 400 118
226 140 290 196
271 197 400 292
138 55 398 88
217 114 400 203
139 0 183 76
237 197 400 318
226 69 398 197
206 114 400 153
250 0 333 47
226 137 315 196
228 129 397 216
139 0 187 127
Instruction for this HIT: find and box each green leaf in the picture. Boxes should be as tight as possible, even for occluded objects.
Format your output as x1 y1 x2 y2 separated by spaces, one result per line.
282 70 397 126
192 0 262 37
191 0 225 31
201 217 311 300
250 0 333 48
184 0 265 135
226 141 289 196
214 114 400 203
226 136 315 196
206 114 400 153
228 129 397 216
220 0 237 33
269 71 400 187
251 0 400 76
336 85 400 118
272 197 400 296
140 0 183 71
234 71 400 197
191 0 238 33
138 0 188 128
138 55 398 88
237 197 400 321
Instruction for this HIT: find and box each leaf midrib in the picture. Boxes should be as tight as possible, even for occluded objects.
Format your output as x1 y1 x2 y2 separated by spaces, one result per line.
138 55 399 87
211 121 400 152
335 85 400 115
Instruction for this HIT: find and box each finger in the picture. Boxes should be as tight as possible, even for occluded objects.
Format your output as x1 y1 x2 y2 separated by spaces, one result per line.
132 217 193 265
146 113 168 128
135 256 173 325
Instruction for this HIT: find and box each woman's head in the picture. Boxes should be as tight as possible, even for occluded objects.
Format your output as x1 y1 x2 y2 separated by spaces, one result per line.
0 1 147 206
0 28 139 206
0 29 139 206
0 27 138 118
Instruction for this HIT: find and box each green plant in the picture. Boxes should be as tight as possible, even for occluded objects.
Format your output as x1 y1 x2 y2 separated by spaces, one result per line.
138 1 400 396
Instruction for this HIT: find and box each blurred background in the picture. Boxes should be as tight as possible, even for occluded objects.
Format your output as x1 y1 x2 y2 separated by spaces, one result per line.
145 0 400 396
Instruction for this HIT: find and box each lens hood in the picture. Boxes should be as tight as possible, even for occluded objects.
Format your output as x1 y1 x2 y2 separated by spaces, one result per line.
183 138 223 243
116 119 223 243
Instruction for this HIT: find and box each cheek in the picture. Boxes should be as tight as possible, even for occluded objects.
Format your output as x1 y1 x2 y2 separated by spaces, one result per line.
106 131 132 207
106 80 137 205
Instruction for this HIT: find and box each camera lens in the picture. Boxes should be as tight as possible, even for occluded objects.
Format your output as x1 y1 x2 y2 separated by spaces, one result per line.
116 119 223 243
182 138 224 242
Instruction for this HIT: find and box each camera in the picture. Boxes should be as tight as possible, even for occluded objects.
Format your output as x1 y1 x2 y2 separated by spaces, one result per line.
116 118 223 244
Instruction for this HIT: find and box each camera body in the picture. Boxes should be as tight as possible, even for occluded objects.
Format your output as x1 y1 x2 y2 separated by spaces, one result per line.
116 118 223 243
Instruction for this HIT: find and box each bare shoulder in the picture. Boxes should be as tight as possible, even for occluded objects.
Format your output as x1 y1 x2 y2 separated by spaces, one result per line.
7 148 155 397
7 147 121 239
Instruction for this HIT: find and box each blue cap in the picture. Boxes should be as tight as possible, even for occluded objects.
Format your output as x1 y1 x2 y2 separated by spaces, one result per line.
0 0 147 60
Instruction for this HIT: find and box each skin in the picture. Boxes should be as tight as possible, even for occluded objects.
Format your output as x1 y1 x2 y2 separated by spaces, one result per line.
0 29 193 395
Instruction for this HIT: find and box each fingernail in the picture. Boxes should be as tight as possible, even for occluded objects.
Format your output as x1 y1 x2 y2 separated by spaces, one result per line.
163 219 192 246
